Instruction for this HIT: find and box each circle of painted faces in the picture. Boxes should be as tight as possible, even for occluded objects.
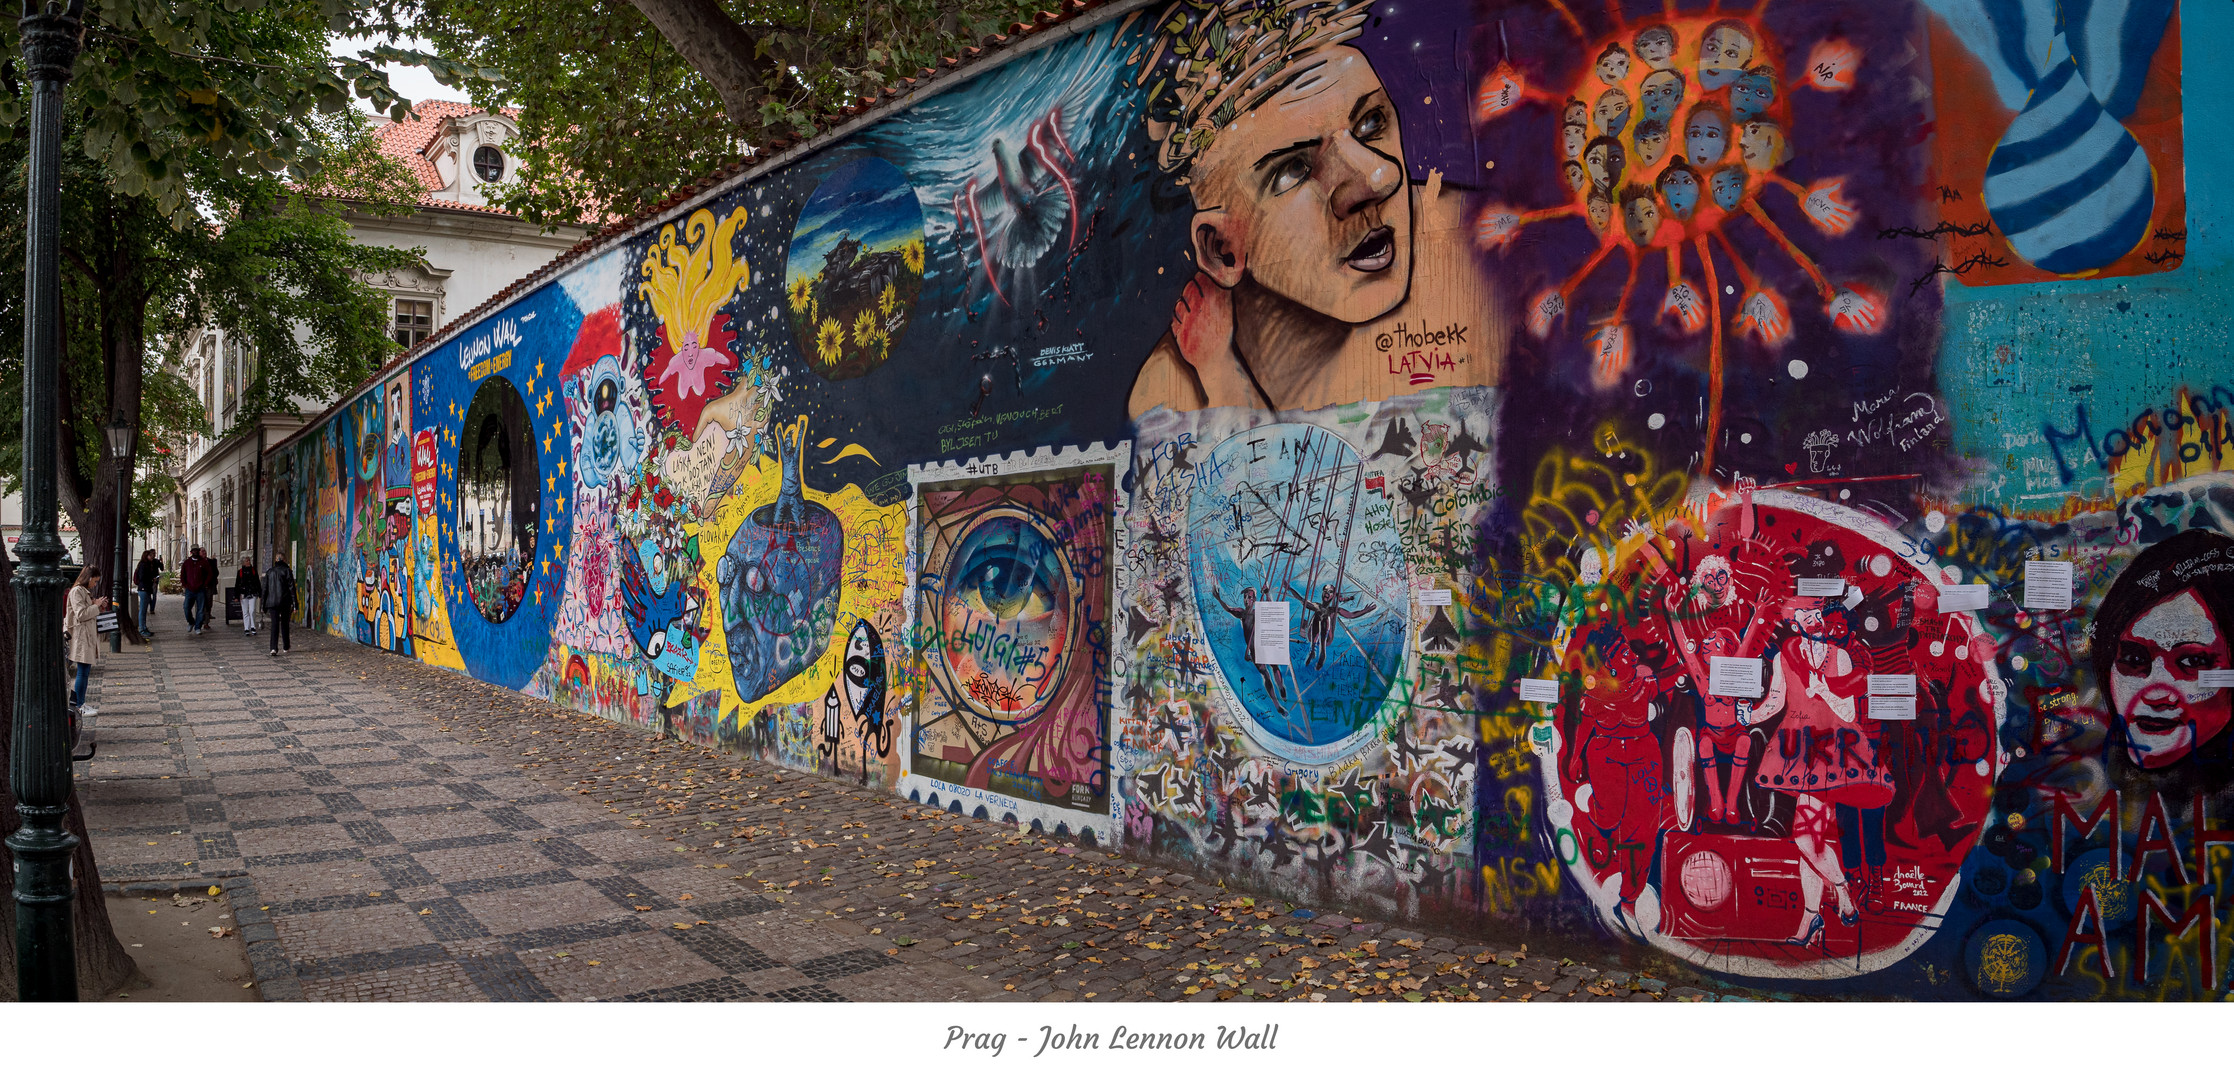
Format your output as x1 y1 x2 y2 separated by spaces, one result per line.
1560 20 1787 245
2110 587 2234 769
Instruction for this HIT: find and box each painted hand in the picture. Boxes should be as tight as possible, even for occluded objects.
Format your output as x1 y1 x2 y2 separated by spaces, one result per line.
1527 289 1566 338
1473 204 1523 251
1661 279 1707 333
1802 178 1860 235
1735 289 1792 346
1828 286 1887 333
1475 64 1528 123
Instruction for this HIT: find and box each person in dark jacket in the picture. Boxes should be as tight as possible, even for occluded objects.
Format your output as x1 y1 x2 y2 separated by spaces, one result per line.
236 557 263 636
263 554 295 656
133 549 161 637
180 546 218 634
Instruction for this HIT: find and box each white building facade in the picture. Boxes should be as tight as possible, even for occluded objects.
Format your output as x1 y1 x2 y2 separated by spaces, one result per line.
166 103 586 572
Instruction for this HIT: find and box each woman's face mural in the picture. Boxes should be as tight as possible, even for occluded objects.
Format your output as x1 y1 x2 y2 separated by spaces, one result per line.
1699 21 1755 89
1732 66 1777 121
1594 88 1631 137
1685 107 1728 167
2110 589 2234 768
1640 70 1686 123
1585 136 1624 190
2092 530 2234 771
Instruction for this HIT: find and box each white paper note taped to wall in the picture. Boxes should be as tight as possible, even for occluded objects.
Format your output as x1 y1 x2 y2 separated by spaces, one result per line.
1868 695 1917 721
1708 656 1765 698
1938 584 1990 612
1867 674 1916 697
2024 561 2074 609
2201 670 2234 690
1252 601 1291 666
1416 589 1453 607
1517 678 1560 703
1796 577 1847 598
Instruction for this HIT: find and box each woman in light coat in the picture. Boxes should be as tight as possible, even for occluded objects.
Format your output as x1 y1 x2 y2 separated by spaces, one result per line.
66 565 111 715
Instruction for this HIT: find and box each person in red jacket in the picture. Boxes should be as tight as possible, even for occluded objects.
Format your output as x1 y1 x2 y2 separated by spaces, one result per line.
179 546 219 634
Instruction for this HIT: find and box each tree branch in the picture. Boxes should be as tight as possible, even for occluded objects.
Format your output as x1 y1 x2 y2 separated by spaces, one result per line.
623 0 777 127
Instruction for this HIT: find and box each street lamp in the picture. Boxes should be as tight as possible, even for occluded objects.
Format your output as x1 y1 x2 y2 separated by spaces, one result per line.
10 0 89 1002
106 412 133 652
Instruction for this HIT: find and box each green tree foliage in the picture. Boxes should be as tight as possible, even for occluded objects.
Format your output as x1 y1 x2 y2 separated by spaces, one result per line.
412 0 1058 225
0 2 444 567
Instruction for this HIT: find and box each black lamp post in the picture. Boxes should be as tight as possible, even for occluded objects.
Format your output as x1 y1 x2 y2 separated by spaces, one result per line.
106 413 132 652
10 0 87 1002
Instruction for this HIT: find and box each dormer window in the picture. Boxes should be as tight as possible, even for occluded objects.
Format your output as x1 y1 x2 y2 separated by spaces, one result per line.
474 145 505 183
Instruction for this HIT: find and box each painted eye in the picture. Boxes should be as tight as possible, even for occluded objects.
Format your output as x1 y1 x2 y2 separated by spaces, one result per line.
1354 106 1388 141
1267 155 1312 197
956 521 1061 623
2115 642 2152 675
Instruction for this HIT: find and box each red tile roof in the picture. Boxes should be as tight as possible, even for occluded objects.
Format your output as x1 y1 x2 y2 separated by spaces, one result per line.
369 99 523 215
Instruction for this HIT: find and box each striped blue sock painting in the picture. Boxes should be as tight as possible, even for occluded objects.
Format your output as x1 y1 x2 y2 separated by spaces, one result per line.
1925 0 2177 274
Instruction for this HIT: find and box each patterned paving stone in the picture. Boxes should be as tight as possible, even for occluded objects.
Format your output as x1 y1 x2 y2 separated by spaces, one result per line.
77 605 1715 1003
75 627 997 1002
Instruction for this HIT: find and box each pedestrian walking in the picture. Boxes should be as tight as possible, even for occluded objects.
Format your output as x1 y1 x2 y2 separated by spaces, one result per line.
264 554 294 656
66 565 111 716
236 556 262 636
180 545 217 634
133 548 161 637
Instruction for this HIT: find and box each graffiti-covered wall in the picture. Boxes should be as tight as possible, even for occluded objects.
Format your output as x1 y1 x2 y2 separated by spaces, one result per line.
266 0 2234 999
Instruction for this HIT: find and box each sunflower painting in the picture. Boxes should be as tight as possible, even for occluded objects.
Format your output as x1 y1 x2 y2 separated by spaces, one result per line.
815 317 846 369
784 156 926 380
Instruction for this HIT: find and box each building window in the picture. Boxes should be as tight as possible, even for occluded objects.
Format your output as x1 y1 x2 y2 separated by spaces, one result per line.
394 298 434 349
473 145 505 183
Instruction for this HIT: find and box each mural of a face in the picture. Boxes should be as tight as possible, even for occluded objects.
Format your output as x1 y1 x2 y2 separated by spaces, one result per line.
2110 589 2233 768
1640 70 1686 124
1633 121 1669 167
1562 120 1589 159
1586 190 1614 233
1711 165 1749 211
1595 44 1631 85
1188 45 1411 324
1685 106 1729 166
1622 192 1661 245
1593 88 1632 137
1633 24 1677 69
1732 66 1777 121
1658 163 1701 219
1584 135 1625 190
1563 159 1588 192
2093 531 2234 771
1699 19 1756 89
1740 120 1791 172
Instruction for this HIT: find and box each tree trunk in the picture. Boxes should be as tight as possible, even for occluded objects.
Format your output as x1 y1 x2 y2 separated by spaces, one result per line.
0 553 144 1000
624 0 776 127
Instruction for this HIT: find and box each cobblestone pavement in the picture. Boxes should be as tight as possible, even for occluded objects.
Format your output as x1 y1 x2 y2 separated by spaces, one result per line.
78 619 1744 1002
